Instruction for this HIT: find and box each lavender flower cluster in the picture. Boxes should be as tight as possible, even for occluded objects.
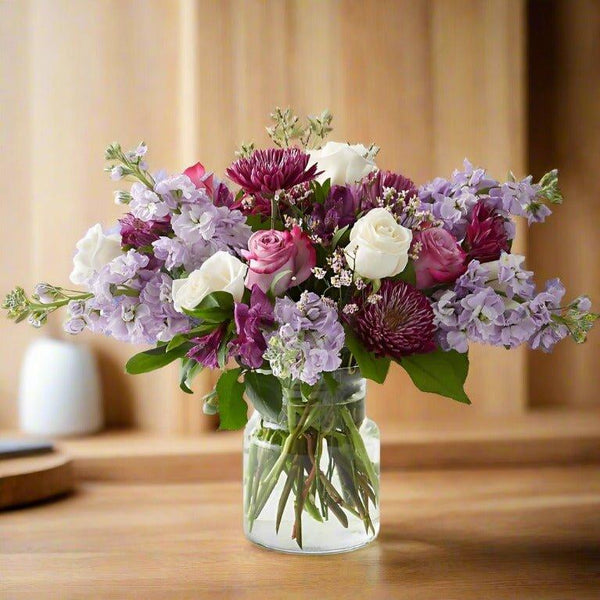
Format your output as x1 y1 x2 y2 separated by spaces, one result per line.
433 252 592 353
264 292 345 385
65 159 251 344
418 160 556 242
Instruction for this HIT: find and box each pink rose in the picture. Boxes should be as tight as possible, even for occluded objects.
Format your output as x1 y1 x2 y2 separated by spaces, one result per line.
242 226 316 295
184 162 214 195
413 227 466 289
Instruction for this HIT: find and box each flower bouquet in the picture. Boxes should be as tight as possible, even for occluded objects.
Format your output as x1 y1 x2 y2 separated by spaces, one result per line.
4 108 597 554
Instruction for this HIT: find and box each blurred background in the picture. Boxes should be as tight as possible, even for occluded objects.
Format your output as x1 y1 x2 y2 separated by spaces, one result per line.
0 0 598 441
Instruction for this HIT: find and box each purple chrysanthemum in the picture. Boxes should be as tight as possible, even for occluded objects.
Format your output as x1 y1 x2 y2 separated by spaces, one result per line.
119 213 171 249
226 148 319 201
350 280 436 359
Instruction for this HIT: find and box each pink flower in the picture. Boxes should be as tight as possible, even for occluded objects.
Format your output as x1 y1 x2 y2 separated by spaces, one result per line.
184 162 214 196
413 227 466 289
242 226 316 295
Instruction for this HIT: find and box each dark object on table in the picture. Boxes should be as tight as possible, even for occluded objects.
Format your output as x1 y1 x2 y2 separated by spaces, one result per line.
0 439 54 459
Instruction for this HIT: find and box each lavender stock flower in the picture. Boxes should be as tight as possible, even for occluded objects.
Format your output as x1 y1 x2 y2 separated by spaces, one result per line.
432 254 596 354
265 292 344 385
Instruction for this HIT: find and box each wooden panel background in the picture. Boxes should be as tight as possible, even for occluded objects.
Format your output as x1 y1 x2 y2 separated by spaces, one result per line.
527 0 600 408
0 0 596 434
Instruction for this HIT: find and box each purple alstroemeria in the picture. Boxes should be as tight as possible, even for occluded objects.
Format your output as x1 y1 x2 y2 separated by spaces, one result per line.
119 213 171 249
231 286 274 369
308 185 358 243
187 326 226 369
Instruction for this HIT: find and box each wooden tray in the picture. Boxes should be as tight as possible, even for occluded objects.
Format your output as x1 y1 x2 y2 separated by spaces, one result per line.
0 452 74 509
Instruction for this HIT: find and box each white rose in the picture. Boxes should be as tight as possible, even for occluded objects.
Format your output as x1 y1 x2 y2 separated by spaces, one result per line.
308 141 377 186
172 251 247 313
69 224 122 285
344 208 413 280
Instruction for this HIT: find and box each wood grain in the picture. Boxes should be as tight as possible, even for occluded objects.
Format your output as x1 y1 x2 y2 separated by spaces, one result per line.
42 408 600 482
1 466 599 599
1 0 597 433
0 452 73 509
528 0 600 408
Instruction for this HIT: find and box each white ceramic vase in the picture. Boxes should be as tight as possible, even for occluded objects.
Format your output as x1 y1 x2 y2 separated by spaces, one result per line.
19 337 103 437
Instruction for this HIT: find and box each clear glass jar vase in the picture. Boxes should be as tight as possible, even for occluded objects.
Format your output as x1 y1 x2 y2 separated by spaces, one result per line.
243 368 380 554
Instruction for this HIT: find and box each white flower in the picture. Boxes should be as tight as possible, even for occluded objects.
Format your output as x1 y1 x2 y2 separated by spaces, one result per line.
344 208 412 280
308 141 377 186
172 251 247 313
69 224 122 285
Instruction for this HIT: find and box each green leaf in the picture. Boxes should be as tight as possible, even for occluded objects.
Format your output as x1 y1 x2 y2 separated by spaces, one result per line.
245 214 273 231
310 179 331 205
216 368 248 430
179 357 203 394
538 168 563 205
166 333 189 352
125 343 192 375
183 291 234 323
331 225 349 249
396 260 416 286
322 371 340 394
244 371 283 421
344 326 391 384
400 348 470 404
217 332 230 369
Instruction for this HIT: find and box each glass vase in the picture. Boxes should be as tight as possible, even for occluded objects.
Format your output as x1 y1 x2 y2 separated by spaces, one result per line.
243 368 380 554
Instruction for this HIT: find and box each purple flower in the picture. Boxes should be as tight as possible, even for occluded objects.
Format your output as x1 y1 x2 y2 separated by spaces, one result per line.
432 254 582 354
356 169 418 212
187 326 226 369
129 182 170 221
119 213 171 249
105 250 150 284
231 286 274 368
308 185 358 242
413 227 466 289
529 322 569 352
171 202 220 243
264 292 344 385
139 271 190 342
226 148 319 214
419 160 500 239
349 280 436 359
489 176 552 224
496 253 535 299
463 202 510 263
64 317 87 335
154 173 199 205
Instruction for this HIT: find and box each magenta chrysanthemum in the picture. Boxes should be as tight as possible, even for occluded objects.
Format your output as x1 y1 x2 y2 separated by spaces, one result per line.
349 280 436 359
226 148 318 199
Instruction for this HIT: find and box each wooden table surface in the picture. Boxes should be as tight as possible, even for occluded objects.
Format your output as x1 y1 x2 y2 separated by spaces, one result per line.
2 465 599 599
